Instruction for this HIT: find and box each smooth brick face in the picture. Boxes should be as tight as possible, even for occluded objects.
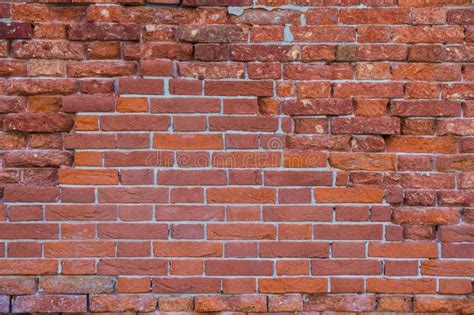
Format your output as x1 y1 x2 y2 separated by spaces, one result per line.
0 0 472 313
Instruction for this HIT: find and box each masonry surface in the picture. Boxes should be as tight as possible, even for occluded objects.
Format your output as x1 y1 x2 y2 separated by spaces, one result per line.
0 0 472 313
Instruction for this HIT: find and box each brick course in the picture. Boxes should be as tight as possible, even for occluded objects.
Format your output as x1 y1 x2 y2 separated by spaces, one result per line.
0 0 473 313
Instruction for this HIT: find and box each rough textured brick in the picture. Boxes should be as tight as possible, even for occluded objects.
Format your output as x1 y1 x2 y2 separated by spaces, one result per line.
0 0 471 312
89 294 157 312
0 22 32 39
304 294 376 312
13 41 85 59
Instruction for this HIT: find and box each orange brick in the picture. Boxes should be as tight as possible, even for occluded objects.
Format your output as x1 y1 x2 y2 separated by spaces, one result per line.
59 169 118 185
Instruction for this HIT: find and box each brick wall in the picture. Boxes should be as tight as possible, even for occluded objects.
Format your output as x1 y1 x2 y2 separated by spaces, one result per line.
0 0 473 313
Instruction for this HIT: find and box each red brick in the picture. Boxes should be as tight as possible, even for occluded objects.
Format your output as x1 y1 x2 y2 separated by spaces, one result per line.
4 187 59 202
369 241 438 258
154 134 222 150
231 44 299 62
439 279 472 295
140 59 173 76
276 260 309 275
292 26 355 42
304 294 376 312
210 116 278 131
264 171 332 186
259 278 327 293
412 8 447 24
179 62 244 79
393 64 462 81
0 0 471 309
332 242 366 258
260 242 328 258
13 41 85 59
169 79 202 95
177 25 244 43
283 99 352 116
61 260 95 275
331 278 364 293
46 205 116 221
421 260 474 276
195 295 266 312
89 295 156 312
8 242 41 257
314 224 383 240
207 188 275 204
233 8 300 24
99 223 167 240
205 260 273 276
414 297 474 313
377 296 412 312
334 82 404 98
357 26 391 43
0 277 37 295
268 294 303 312
392 208 460 225
286 135 351 151
391 100 462 117
39 276 114 294
152 98 220 113
45 241 115 258
301 45 335 61
205 80 273 96
4 113 73 132
368 278 436 294
117 277 151 293
312 259 381 275
156 205 224 221
285 64 352 80
68 23 141 41
315 187 384 203
59 169 118 185
154 241 221 257
340 8 409 24
386 136 458 153
12 295 87 313
0 22 32 39
159 296 193 311
207 223 275 239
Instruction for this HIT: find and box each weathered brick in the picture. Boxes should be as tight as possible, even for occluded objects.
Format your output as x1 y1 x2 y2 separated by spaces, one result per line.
4 151 72 167
4 113 73 132
195 295 267 312
332 117 400 135
90 294 157 312
13 40 85 59
178 25 244 43
12 295 86 313
0 0 471 310
304 294 376 312
0 22 32 39
68 23 141 41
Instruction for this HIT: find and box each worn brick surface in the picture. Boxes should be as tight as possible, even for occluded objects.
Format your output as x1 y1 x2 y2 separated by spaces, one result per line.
0 0 472 313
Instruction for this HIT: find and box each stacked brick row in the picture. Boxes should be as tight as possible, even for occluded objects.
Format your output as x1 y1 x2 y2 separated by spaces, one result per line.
0 0 472 313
